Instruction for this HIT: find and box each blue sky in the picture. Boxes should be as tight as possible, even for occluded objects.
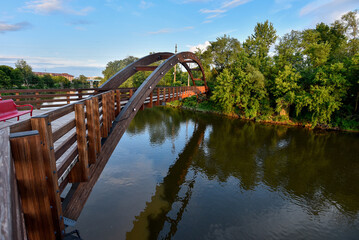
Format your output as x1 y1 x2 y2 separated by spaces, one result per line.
0 0 358 77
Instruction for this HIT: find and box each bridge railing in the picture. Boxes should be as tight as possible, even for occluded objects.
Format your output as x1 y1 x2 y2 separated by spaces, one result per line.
0 86 206 109
2 85 205 240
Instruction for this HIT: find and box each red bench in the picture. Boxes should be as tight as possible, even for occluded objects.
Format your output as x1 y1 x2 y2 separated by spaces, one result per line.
0 99 33 122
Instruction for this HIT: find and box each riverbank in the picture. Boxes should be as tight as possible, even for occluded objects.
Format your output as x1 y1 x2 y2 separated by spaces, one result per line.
166 98 359 133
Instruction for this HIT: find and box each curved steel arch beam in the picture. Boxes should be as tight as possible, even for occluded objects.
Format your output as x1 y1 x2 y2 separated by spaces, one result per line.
100 51 207 91
62 52 208 220
100 52 173 90
117 52 206 125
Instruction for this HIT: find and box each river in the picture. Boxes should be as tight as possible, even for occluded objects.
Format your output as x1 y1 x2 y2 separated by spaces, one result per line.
70 107 359 240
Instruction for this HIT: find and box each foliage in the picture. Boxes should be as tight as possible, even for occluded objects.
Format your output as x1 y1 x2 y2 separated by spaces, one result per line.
192 11 359 130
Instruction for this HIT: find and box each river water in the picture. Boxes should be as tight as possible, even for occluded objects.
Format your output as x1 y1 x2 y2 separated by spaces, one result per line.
72 107 359 240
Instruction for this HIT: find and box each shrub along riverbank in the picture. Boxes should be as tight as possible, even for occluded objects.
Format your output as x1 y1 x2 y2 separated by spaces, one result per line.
167 95 358 132
175 11 359 131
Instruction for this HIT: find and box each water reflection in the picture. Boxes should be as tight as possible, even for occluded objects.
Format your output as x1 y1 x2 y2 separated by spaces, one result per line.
126 122 205 239
75 107 359 239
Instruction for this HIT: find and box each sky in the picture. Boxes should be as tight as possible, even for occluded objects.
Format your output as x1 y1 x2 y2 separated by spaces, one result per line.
0 0 358 77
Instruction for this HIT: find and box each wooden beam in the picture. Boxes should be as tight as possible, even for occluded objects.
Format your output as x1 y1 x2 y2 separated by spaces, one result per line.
10 131 56 240
135 65 158 71
0 127 27 240
115 90 121 116
93 97 101 154
31 116 65 239
85 99 96 164
69 103 89 183
101 94 109 138
156 88 160 106
149 92 153 108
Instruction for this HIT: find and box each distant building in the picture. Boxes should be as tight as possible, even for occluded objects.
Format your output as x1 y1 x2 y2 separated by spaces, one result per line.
33 72 75 81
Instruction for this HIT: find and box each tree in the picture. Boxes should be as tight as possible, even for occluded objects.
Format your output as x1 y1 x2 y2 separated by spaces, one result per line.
211 69 236 113
102 56 138 81
42 74 55 88
0 70 11 89
15 59 33 87
296 63 349 125
244 20 277 73
274 30 303 70
206 35 242 74
53 76 71 88
273 65 301 115
72 75 90 88
341 10 359 56
11 69 23 88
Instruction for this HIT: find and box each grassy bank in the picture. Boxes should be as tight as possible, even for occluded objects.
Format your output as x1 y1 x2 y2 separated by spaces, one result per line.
166 95 359 132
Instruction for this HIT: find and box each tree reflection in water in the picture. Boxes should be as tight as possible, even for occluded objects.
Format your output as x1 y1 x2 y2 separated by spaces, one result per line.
123 107 359 239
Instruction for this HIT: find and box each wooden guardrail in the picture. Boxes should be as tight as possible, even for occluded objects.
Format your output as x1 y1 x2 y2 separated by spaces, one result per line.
2 85 206 240
0 86 205 110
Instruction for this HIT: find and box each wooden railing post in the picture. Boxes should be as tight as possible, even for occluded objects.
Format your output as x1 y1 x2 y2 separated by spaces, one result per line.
66 91 70 104
31 115 65 239
101 94 109 138
10 130 56 240
115 90 121 116
107 92 112 132
35 92 40 109
156 88 160 106
69 103 89 182
149 92 153 108
111 91 115 121
85 98 97 164
92 97 101 154
129 89 133 99
78 90 83 100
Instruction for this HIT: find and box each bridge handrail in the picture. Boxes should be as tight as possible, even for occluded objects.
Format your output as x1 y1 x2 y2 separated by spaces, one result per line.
3 51 208 239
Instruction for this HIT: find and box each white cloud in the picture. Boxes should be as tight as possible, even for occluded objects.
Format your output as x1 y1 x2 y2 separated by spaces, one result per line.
0 55 105 69
299 0 358 23
147 26 194 35
0 21 31 33
139 1 153 9
22 0 94 15
200 0 252 19
187 41 210 52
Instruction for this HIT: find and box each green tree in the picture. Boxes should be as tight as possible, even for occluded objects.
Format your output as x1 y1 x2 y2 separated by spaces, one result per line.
42 74 55 88
15 59 33 87
274 30 303 70
341 10 359 56
297 63 349 125
211 69 236 113
244 20 277 74
207 35 242 73
0 70 11 89
273 65 301 114
102 56 138 81
11 69 23 88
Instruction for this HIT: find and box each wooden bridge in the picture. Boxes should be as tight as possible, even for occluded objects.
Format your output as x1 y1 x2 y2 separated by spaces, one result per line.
0 52 208 240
